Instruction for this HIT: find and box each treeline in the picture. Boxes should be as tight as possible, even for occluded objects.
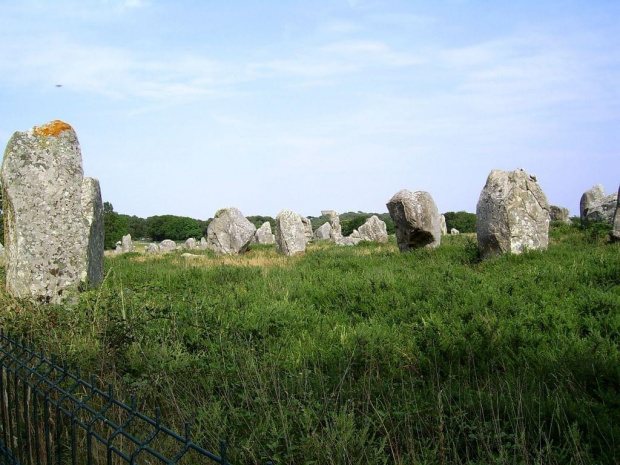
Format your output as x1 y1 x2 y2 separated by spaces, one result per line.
102 203 477 249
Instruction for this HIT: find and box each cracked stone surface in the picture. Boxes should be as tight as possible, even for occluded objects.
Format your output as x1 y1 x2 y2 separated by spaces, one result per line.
206 207 256 255
1 120 103 303
580 184 618 225
387 189 441 252
358 215 388 243
476 168 550 259
275 209 306 256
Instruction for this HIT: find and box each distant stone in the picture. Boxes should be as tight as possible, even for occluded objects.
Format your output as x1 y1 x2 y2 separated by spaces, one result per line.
301 216 314 244
0 243 5 266
440 214 447 235
351 229 361 238
121 234 134 253
275 209 306 256
115 241 122 254
324 210 342 240
358 215 388 243
80 178 104 287
255 222 276 245
476 168 550 259
160 239 177 252
550 205 571 224
335 236 362 246
610 185 620 242
206 207 256 255
185 238 197 250
145 243 160 253
314 222 332 240
580 184 618 224
199 237 208 249
450 228 460 235
182 253 200 259
1 120 103 303
387 189 441 252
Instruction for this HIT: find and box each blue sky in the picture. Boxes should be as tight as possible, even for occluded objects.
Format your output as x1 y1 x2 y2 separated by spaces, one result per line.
1 0 618 219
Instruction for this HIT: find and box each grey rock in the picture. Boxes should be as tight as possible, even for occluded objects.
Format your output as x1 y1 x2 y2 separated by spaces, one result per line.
1 120 103 303
387 189 441 252
580 184 618 224
327 211 342 240
275 209 306 256
351 229 361 238
440 214 447 235
313 222 332 240
450 228 460 235
145 242 160 253
160 239 177 252
121 234 134 253
610 185 620 242
115 241 122 254
80 178 104 287
335 236 362 246
550 205 571 224
199 237 208 250
255 222 276 245
181 253 200 259
476 168 550 259
185 238 197 250
358 215 388 243
206 207 256 255
301 216 314 244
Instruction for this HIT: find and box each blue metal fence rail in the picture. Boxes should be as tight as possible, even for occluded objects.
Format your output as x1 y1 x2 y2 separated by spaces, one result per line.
0 332 257 464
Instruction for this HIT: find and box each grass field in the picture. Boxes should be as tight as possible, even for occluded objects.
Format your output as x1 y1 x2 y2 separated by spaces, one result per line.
1 223 619 464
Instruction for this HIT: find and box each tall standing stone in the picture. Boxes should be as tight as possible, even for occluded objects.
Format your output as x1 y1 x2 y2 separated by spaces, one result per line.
387 190 441 252
81 177 104 287
1 120 103 303
206 207 256 255
301 216 314 244
121 234 134 253
275 209 306 256
440 214 447 235
322 210 342 240
476 169 550 259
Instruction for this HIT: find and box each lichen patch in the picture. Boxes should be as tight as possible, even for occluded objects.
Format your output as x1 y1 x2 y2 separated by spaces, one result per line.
33 120 73 137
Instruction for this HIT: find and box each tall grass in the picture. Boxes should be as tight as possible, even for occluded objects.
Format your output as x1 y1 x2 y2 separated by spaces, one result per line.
1 225 619 464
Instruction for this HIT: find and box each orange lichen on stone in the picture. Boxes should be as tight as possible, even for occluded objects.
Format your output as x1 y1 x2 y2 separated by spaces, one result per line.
33 120 73 136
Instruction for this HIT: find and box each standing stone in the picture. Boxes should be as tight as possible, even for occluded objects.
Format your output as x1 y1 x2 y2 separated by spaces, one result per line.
313 222 332 240
550 205 571 224
160 239 177 252
115 241 123 254
440 214 447 235
358 215 388 243
275 209 306 256
80 178 104 287
323 210 342 240
206 207 256 255
610 185 620 242
199 237 208 249
301 216 314 244
387 190 441 252
185 237 197 250
476 168 550 259
580 184 618 225
145 242 160 253
450 228 460 235
255 222 276 245
1 120 103 303
121 234 134 253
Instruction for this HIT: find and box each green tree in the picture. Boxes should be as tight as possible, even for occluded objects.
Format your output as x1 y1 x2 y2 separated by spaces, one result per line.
146 215 203 241
104 202 130 249
443 211 477 233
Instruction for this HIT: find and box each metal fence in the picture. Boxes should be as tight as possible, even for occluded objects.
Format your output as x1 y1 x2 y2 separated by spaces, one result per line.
0 332 258 464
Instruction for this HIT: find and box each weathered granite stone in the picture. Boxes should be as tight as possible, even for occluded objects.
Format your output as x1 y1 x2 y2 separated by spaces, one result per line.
580 184 618 224
199 237 208 249
80 178 104 287
335 236 362 246
121 234 134 253
358 215 388 243
160 239 177 252
387 190 441 252
351 229 360 238
450 228 460 235
115 241 122 254
301 216 313 244
255 222 275 245
327 211 342 240
185 238 197 250
275 209 306 256
1 120 103 303
313 222 332 240
476 168 550 259
610 185 620 242
145 242 160 253
440 214 447 235
550 205 571 224
206 207 256 255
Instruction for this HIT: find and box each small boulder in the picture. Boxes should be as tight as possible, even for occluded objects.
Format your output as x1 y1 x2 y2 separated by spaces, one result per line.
550 205 571 224
450 228 460 235
358 215 388 243
185 238 197 250
160 239 177 252
275 209 306 256
580 184 618 224
255 222 276 245
313 222 332 240
145 243 160 253
207 207 256 255
387 189 441 252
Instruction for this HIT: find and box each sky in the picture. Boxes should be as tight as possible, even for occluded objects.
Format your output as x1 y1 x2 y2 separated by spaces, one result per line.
0 0 618 220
